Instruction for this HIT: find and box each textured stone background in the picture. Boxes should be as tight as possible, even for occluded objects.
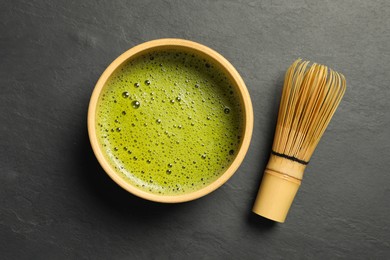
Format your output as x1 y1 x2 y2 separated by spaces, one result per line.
1 0 389 259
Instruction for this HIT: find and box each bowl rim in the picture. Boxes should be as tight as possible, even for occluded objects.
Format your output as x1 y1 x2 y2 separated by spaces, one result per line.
88 38 253 203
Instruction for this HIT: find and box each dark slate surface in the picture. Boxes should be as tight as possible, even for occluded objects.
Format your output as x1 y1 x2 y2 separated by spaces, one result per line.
1 0 389 259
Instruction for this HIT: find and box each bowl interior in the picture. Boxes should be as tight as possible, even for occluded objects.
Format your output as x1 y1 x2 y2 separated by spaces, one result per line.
88 39 253 203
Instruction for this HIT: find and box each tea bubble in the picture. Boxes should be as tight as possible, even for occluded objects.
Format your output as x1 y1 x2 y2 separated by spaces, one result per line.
116 127 121 132
145 80 151 85
134 83 140 88
166 169 172 175
224 107 231 114
168 163 173 168
132 101 141 109
122 92 130 98
156 119 161 124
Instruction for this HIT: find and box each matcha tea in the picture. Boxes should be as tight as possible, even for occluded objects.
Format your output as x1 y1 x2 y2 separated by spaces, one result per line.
96 49 243 195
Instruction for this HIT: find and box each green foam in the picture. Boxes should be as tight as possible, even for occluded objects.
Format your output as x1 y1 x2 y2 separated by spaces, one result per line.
96 49 244 195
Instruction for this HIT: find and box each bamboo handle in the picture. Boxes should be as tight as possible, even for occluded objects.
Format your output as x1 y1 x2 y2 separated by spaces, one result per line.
252 155 306 223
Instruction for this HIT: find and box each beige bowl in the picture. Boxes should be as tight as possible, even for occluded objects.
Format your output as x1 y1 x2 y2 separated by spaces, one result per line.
88 38 253 203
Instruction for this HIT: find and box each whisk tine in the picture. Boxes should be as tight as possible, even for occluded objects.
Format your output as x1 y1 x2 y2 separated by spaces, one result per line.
273 60 345 162
295 65 328 159
274 59 310 156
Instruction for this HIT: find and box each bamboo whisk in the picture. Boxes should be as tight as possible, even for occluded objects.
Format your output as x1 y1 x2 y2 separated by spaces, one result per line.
252 59 346 223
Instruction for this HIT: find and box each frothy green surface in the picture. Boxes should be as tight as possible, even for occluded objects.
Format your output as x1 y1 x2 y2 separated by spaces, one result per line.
96 50 243 195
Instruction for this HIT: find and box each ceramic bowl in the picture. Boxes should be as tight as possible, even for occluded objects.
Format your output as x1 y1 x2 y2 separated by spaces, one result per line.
88 38 253 203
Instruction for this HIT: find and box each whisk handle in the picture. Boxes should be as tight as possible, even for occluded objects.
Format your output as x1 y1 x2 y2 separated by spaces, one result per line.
252 169 300 222
252 155 306 222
